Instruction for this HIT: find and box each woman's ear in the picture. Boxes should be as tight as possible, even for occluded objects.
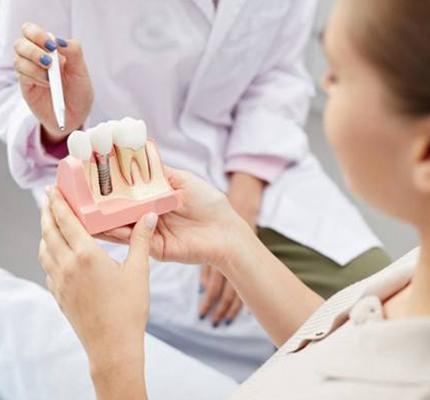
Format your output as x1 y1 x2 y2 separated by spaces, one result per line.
412 124 430 194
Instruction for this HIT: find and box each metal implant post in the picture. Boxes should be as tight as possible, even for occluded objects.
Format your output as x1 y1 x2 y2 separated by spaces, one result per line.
94 153 113 196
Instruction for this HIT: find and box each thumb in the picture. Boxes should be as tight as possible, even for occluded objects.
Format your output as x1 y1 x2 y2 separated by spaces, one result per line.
125 213 158 269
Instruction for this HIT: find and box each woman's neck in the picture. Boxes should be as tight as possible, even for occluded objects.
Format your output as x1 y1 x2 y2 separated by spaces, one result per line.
408 234 430 314
385 233 430 319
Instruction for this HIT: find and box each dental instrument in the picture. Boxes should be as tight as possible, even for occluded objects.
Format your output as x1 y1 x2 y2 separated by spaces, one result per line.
47 33 66 132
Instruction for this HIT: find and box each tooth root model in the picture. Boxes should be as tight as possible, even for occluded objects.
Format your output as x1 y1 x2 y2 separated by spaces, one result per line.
113 118 150 185
56 118 180 235
89 123 114 196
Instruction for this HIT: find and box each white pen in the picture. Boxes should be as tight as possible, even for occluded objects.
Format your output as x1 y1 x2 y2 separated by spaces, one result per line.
47 33 66 132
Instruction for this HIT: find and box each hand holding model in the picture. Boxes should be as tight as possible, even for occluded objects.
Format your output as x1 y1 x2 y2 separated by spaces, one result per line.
14 23 93 141
39 173 252 398
40 188 157 398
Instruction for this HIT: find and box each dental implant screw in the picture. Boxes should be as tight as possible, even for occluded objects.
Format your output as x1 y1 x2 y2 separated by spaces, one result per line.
95 154 113 196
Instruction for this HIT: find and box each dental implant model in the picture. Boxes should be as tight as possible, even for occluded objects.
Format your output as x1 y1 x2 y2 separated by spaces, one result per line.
113 118 150 185
89 123 114 196
56 118 180 235
66 130 92 178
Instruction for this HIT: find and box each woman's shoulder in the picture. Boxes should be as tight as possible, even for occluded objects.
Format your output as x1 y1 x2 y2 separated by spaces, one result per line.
281 248 420 354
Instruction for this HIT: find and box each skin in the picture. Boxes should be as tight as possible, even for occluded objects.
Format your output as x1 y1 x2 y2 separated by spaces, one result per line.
41 169 323 399
38 0 430 397
323 0 430 320
200 172 265 326
14 22 266 324
14 23 93 141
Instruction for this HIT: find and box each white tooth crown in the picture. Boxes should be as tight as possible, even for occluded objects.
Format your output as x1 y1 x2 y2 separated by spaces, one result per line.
113 117 147 150
89 123 113 155
67 130 92 161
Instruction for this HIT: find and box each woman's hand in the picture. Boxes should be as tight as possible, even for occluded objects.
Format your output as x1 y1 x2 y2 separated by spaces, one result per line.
199 172 265 326
39 188 157 377
100 167 245 268
14 23 93 143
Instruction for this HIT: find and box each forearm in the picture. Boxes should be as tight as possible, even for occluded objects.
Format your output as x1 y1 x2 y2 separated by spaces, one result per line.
89 340 147 400
219 219 323 347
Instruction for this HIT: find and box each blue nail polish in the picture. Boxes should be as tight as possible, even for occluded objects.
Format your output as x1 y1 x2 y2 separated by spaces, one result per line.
199 284 205 294
212 322 219 328
44 39 57 52
199 314 206 320
56 38 68 48
225 319 232 326
40 54 52 66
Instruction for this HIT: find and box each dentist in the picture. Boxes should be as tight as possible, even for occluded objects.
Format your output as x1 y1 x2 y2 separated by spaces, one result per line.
0 0 389 381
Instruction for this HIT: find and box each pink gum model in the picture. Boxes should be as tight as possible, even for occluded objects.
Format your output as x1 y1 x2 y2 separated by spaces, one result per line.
56 139 180 235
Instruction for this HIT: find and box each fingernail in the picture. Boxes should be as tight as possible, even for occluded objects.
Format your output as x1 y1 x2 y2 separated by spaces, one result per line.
199 314 206 320
55 38 68 48
212 322 219 328
225 319 232 326
40 54 52 66
199 284 205 294
44 39 57 52
144 213 158 230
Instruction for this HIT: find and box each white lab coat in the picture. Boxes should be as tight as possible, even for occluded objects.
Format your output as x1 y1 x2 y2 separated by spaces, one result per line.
0 0 381 382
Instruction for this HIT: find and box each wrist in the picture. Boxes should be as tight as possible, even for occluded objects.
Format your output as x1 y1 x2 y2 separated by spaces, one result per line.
228 172 265 222
41 119 85 145
214 213 257 275
41 124 70 145
89 338 145 380
90 350 147 400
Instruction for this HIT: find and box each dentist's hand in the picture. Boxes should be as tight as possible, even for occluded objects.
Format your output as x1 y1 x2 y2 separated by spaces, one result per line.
199 172 264 326
14 23 93 143
39 188 157 373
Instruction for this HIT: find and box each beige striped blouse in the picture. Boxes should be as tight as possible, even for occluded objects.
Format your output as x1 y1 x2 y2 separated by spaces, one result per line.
230 248 430 399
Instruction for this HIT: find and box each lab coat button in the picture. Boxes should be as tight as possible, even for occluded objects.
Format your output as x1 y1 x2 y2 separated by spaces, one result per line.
350 296 383 325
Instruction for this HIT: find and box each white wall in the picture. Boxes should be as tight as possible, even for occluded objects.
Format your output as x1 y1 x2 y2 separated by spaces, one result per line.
305 0 419 259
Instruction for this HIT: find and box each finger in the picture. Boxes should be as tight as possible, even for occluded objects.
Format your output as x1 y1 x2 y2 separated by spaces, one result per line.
40 204 72 263
45 275 55 293
18 73 50 88
97 226 133 244
200 265 211 292
163 166 189 190
48 187 91 250
15 56 49 86
125 213 158 270
21 22 57 53
14 37 53 70
199 270 224 320
38 239 59 278
148 225 166 261
225 297 243 325
94 233 128 245
211 284 237 326
56 38 89 77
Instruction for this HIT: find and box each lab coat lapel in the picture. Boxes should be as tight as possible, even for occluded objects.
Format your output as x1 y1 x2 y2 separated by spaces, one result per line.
192 0 214 22
186 0 249 106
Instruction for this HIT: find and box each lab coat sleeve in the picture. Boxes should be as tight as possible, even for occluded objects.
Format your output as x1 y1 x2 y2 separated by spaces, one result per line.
225 0 318 183
0 0 70 190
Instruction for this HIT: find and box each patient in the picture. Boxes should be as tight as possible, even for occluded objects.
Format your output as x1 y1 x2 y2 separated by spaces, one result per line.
39 0 430 398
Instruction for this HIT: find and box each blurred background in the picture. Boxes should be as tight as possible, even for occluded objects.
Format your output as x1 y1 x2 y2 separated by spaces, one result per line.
0 0 419 287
